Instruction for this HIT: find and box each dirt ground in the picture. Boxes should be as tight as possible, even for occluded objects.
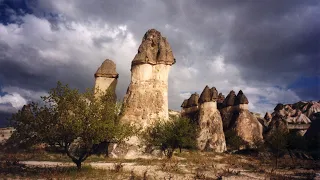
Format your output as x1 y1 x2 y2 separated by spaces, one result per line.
1 150 319 179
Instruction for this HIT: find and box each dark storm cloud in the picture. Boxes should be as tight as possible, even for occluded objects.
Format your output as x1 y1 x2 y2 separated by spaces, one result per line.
0 41 94 92
0 0 319 124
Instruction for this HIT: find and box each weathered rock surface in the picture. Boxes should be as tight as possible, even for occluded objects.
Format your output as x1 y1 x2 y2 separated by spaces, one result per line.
187 93 200 107
232 109 264 146
220 106 237 131
181 99 188 108
235 90 249 105
265 115 289 139
199 86 212 104
94 59 118 98
120 29 175 129
131 29 175 66
220 90 264 147
223 91 236 107
197 101 226 152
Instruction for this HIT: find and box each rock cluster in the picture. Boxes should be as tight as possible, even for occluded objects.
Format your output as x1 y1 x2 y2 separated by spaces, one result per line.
263 101 318 137
182 88 263 149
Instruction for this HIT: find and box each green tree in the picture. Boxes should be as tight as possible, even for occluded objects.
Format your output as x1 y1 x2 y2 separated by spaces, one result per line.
144 117 198 158
8 81 134 169
267 128 289 169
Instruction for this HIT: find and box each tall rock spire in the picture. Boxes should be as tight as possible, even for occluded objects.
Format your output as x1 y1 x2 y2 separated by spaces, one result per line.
120 29 175 128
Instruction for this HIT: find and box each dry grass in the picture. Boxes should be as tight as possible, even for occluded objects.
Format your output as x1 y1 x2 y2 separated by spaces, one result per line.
0 149 318 179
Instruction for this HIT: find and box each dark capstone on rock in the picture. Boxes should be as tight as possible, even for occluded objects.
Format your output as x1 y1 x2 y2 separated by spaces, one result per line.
94 59 119 78
131 29 176 67
199 86 212 104
211 87 218 101
274 103 284 111
223 90 236 107
187 93 199 107
181 99 188 108
235 90 249 105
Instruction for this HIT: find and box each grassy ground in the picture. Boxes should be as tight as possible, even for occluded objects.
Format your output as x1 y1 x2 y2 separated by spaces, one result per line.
0 149 319 179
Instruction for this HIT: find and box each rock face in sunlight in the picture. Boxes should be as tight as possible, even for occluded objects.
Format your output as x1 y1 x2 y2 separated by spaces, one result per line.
113 29 175 159
231 90 264 147
197 86 226 152
120 29 175 129
94 59 119 98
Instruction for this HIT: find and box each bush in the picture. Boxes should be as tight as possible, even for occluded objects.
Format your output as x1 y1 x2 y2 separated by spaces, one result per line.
144 117 199 158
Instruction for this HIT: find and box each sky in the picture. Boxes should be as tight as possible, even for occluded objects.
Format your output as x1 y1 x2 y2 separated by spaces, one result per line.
0 0 319 127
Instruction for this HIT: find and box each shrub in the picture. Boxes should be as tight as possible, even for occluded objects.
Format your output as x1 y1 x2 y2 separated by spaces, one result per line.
144 117 198 158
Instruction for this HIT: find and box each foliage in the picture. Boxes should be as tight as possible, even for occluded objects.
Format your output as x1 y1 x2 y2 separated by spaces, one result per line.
144 117 199 158
266 128 289 169
7 81 134 169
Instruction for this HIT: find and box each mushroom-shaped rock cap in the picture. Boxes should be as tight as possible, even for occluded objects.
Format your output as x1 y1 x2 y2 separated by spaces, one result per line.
94 59 119 78
211 87 218 100
223 90 236 107
235 90 249 105
181 99 188 108
199 86 211 104
187 93 199 107
274 103 284 111
132 29 175 67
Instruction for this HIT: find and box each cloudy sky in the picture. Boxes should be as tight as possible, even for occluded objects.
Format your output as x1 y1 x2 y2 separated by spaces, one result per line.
0 0 319 127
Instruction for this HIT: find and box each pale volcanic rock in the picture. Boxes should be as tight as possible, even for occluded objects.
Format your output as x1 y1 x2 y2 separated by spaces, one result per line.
94 59 119 98
287 110 311 124
305 101 320 118
197 101 226 152
120 29 175 129
232 109 264 146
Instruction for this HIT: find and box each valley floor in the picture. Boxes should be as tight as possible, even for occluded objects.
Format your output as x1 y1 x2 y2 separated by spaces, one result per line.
0 150 319 179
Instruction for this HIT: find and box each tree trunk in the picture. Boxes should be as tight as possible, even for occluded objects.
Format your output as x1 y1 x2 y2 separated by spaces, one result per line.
75 160 82 170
